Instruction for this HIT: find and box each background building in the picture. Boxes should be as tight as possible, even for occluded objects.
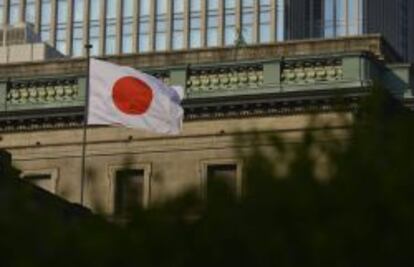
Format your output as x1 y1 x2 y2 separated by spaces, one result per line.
0 0 412 62
0 35 413 216
291 0 413 62
0 0 413 217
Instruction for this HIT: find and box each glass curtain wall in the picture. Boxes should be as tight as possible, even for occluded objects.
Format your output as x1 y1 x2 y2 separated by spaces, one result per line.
241 0 254 44
25 0 36 24
189 0 201 48
259 0 271 43
172 0 184 50
206 0 219 47
56 0 68 54
72 0 84 57
122 0 133 53
324 0 364 37
40 0 52 42
276 0 284 41
0 0 301 56
155 0 167 51
138 0 150 52
89 0 100 55
224 0 236 45
9 0 20 25
105 0 117 55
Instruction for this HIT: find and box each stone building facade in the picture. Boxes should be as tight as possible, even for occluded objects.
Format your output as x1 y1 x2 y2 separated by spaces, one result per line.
0 35 412 216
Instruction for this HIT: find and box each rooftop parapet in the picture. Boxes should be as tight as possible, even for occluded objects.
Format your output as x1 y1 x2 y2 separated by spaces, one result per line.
0 35 411 132
0 34 402 78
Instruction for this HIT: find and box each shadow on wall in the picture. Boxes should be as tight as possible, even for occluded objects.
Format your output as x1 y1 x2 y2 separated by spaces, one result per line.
2 87 414 266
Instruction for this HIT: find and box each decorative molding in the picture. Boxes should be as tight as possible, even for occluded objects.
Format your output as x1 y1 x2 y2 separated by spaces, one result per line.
0 90 366 133
186 64 264 96
6 78 80 107
281 58 343 85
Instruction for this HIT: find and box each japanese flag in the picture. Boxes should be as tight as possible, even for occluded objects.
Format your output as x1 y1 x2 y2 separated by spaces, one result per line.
87 59 184 135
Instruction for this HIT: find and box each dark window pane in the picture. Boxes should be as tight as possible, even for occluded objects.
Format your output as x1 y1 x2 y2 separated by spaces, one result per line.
114 169 145 216
207 164 237 193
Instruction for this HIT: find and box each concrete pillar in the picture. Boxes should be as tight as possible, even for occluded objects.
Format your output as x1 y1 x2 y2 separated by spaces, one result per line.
131 0 138 53
67 0 74 56
170 67 188 90
50 0 57 45
115 0 122 54
200 0 207 47
83 0 90 57
98 0 105 55
183 0 189 49
0 81 7 112
263 59 281 91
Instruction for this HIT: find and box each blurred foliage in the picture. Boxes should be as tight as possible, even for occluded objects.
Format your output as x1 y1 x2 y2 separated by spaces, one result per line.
1 88 414 267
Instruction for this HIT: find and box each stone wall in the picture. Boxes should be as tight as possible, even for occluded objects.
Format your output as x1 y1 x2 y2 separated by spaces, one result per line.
0 112 351 214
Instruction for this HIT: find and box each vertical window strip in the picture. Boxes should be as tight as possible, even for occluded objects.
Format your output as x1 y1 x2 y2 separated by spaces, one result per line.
358 0 363 33
324 0 334 37
336 0 346 36
0 1 3 25
25 0 36 24
206 0 219 47
155 0 167 51
276 0 284 41
138 0 151 52
40 0 52 42
172 0 184 50
122 0 133 53
72 0 84 57
105 0 117 55
241 0 254 44
259 0 271 43
56 0 68 54
9 0 20 25
348 0 358 35
224 0 236 45
89 0 100 55
189 0 201 48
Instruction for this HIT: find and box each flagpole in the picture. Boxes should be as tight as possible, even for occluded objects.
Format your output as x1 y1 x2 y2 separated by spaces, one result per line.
80 44 92 205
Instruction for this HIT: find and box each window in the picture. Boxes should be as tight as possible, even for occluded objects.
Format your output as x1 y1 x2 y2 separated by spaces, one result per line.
324 0 334 37
121 0 133 53
201 160 242 198
207 164 238 193
206 0 219 47
56 0 68 54
40 0 52 42
0 1 3 24
9 0 20 25
259 0 271 43
324 0 364 38
336 0 346 36
114 169 145 216
224 0 236 45
105 0 117 55
110 163 151 216
89 0 100 55
25 0 36 24
138 0 151 52
21 168 59 194
172 0 184 50
72 0 84 57
155 0 167 51
276 0 285 41
189 0 201 48
241 0 254 44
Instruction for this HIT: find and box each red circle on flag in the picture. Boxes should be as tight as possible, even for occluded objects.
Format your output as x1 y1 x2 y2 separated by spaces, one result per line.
112 76 153 115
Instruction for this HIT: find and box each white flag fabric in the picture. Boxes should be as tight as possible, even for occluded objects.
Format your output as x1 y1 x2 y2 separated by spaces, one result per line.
88 58 184 134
